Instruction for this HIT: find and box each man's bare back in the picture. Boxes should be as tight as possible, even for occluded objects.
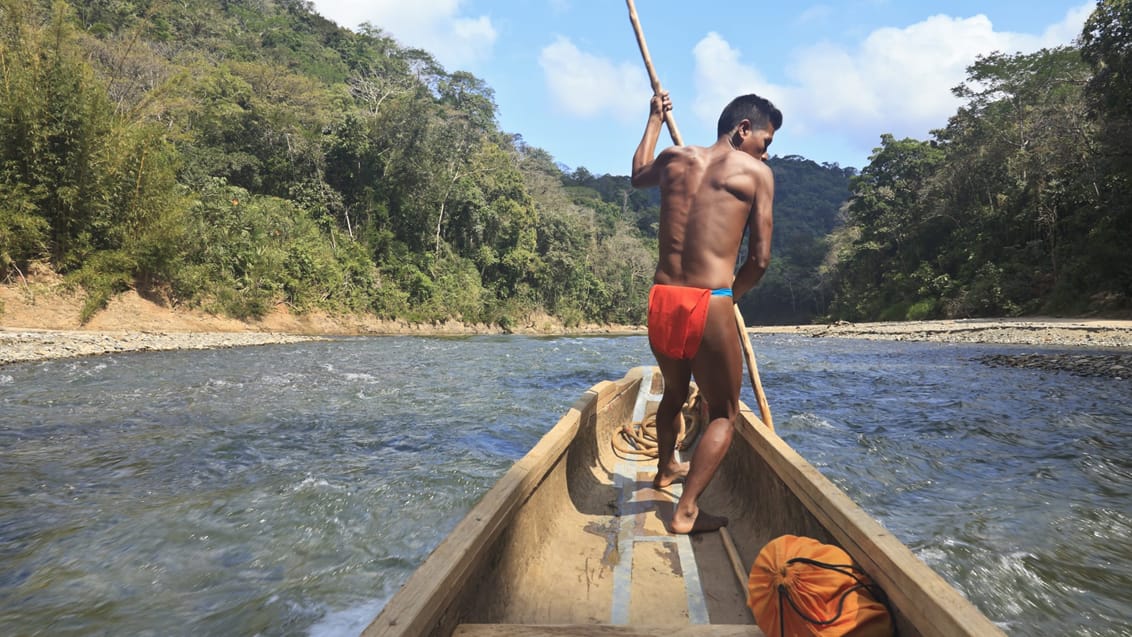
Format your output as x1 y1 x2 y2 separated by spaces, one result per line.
632 94 775 298
632 92 780 534
651 145 773 293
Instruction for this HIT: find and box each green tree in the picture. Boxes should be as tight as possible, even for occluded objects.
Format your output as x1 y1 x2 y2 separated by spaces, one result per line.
0 0 186 318
825 135 944 320
1079 0 1132 308
824 45 1116 321
936 48 1096 314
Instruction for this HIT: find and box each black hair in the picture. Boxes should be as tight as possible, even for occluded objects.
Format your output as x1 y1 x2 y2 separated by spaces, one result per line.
716 94 783 138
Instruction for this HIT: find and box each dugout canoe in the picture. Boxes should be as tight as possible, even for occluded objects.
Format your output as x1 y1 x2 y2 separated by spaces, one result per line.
362 366 1004 637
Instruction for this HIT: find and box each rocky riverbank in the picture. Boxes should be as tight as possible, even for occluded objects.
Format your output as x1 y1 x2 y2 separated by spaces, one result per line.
0 329 321 366
0 284 643 366
0 323 648 367
749 318 1132 380
4 318 1131 375
748 318 1132 348
2 281 1130 372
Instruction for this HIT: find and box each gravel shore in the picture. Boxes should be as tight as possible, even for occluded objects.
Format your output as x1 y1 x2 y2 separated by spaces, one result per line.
0 329 321 367
747 318 1132 348
748 318 1132 379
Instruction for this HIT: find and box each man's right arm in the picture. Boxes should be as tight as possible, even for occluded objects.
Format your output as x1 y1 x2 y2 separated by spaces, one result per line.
732 162 775 299
631 93 671 189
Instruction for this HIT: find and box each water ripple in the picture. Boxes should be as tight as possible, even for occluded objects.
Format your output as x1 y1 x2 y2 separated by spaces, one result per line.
0 336 1128 636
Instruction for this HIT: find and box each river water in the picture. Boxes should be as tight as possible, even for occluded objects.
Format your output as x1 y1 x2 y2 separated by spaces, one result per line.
0 335 1129 636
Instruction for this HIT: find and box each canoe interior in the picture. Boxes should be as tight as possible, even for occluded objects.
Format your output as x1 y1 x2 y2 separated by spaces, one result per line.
365 367 1003 637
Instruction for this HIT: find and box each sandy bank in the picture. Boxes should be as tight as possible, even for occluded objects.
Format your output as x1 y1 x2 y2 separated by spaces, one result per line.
0 284 643 366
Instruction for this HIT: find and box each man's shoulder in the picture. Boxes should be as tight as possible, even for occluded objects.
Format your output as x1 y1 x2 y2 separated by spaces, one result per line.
725 152 774 185
727 149 770 170
705 149 770 178
751 156 774 179
659 145 701 161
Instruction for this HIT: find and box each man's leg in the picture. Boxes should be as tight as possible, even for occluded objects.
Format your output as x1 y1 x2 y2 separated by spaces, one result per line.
669 296 742 534
651 347 692 488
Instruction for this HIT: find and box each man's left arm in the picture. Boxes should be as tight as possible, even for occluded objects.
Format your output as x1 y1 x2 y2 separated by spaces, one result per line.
732 164 775 299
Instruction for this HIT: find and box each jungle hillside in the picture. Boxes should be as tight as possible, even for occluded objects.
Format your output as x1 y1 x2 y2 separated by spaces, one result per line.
825 1 1132 321
1 0 1129 329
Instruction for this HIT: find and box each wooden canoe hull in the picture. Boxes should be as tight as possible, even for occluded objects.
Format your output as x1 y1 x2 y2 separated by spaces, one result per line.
364 367 1003 637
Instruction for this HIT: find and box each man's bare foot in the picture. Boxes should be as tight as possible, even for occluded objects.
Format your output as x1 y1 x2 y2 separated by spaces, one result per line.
652 461 690 488
668 508 728 534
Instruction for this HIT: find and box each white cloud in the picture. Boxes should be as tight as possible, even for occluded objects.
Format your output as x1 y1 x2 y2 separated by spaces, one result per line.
692 3 1093 153
538 36 652 123
691 33 797 136
309 0 496 70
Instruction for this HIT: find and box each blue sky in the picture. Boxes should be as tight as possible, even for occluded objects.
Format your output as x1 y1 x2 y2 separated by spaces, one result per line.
307 1 1095 176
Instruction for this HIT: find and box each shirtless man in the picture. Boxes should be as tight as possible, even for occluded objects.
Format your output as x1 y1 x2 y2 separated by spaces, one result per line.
631 92 780 534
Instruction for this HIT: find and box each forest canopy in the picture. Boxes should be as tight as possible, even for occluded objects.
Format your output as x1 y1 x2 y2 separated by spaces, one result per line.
1 0 1128 327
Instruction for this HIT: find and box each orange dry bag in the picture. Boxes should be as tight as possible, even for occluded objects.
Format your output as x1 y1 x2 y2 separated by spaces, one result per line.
747 535 894 637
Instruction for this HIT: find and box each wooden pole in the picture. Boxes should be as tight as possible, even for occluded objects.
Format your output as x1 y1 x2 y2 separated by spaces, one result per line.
625 0 683 146
735 305 774 430
626 0 774 431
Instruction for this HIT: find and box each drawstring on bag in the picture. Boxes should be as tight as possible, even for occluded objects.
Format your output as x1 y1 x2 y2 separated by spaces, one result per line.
776 557 895 637
748 535 895 637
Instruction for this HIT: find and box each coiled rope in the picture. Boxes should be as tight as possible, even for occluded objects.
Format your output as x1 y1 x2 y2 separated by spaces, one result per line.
612 386 707 460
